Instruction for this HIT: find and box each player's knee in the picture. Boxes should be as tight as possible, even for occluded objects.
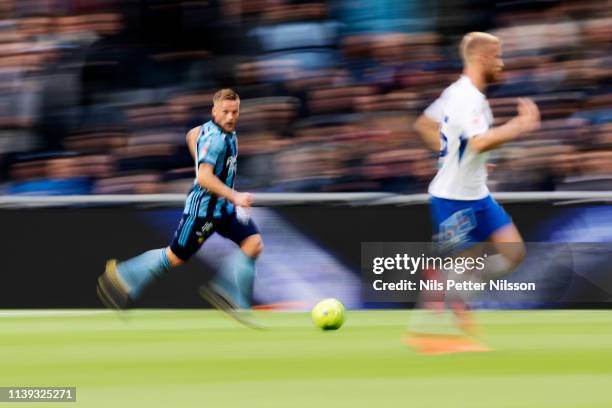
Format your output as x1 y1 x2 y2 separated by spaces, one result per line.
491 224 526 266
510 242 526 266
250 236 264 258
241 234 263 259
165 247 185 268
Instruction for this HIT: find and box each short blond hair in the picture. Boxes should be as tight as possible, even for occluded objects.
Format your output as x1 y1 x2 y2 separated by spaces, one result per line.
213 88 240 105
460 32 500 63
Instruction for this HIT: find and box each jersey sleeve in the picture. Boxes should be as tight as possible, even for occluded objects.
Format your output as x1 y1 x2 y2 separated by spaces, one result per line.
452 96 489 139
423 95 445 123
197 132 226 167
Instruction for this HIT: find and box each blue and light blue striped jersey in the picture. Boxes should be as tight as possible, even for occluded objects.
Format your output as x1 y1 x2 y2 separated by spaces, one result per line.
182 120 238 218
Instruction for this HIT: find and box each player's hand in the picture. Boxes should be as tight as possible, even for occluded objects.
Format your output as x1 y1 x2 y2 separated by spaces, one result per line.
515 98 541 134
231 191 254 208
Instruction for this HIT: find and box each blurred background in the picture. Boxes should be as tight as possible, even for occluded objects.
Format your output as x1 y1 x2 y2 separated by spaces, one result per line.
1 3 611 402
0 0 609 196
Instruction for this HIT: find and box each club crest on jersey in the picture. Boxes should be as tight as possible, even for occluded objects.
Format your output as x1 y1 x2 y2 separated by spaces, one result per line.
226 156 237 176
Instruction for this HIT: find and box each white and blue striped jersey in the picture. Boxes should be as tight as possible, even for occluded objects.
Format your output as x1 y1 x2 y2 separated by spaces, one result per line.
425 75 493 200
183 120 238 218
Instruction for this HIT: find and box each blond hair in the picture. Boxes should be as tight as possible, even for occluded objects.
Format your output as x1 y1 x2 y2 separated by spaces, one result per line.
213 88 240 105
460 32 500 64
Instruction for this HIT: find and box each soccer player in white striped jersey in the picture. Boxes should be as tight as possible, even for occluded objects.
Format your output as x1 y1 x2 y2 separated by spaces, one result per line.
408 32 540 353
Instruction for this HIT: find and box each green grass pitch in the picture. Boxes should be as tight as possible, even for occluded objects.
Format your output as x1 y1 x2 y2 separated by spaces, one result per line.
1 310 611 408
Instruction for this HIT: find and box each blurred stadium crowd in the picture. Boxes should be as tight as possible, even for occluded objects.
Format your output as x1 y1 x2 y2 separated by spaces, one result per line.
0 0 610 195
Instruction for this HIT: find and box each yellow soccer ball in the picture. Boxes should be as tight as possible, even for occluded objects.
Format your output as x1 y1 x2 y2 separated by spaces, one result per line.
311 298 346 330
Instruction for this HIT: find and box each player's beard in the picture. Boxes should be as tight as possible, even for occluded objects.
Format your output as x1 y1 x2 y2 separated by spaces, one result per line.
484 69 499 85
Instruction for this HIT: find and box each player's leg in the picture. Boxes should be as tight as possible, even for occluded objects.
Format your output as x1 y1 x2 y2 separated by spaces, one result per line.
233 233 263 307
479 197 526 279
436 198 525 339
406 197 491 353
97 213 207 309
97 248 177 310
488 223 525 266
408 198 472 336
240 233 264 258
441 197 524 333
208 211 262 309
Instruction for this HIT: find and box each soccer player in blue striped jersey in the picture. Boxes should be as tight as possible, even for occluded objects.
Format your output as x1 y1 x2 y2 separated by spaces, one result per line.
97 89 263 322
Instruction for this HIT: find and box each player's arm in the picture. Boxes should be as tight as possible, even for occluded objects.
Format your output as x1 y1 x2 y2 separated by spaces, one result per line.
196 164 251 207
190 128 253 207
186 126 201 160
469 98 540 153
414 96 446 152
413 114 441 152
197 164 253 207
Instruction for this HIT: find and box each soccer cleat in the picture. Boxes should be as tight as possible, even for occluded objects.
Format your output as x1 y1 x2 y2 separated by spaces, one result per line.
403 333 493 355
198 284 263 330
97 259 132 310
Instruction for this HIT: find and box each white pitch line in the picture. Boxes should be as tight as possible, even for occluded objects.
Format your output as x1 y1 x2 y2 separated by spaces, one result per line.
0 310 113 318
